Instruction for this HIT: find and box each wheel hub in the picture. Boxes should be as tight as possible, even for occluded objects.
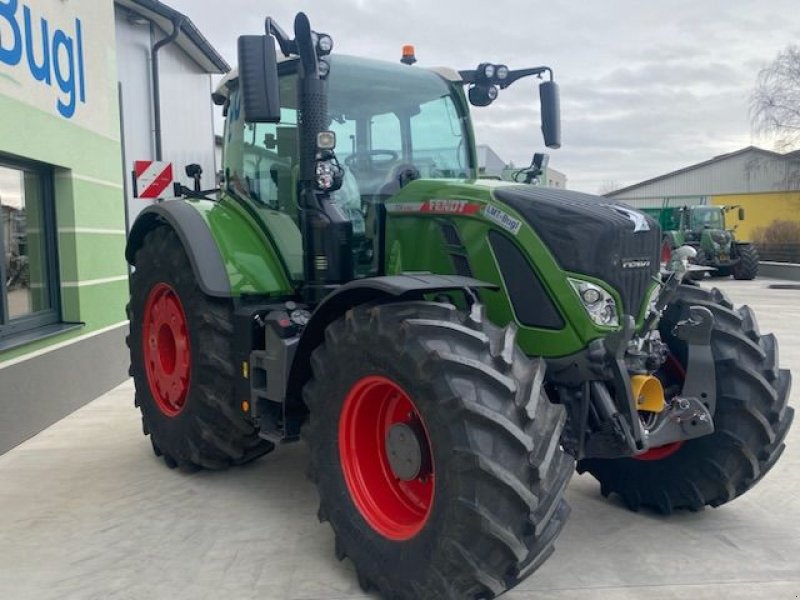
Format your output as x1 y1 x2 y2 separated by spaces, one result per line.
385 423 425 481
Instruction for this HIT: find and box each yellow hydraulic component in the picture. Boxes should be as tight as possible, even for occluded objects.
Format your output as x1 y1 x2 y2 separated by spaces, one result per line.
631 374 666 413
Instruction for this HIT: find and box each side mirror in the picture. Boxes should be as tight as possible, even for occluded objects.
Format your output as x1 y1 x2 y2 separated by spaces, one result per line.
237 35 281 123
539 80 561 149
738 207 745 220
532 152 549 171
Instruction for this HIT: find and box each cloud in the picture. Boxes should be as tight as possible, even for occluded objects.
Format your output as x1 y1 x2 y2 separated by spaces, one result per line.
166 0 800 193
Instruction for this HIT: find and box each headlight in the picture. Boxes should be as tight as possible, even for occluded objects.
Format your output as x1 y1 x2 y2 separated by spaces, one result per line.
496 65 509 80
483 64 496 79
569 278 619 327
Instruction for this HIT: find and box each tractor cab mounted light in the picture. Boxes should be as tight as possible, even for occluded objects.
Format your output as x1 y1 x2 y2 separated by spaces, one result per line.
459 62 561 148
316 33 333 55
401 44 417 65
468 84 498 107
317 131 336 151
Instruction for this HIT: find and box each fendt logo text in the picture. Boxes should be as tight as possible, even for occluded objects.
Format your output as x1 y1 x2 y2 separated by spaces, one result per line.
0 0 87 119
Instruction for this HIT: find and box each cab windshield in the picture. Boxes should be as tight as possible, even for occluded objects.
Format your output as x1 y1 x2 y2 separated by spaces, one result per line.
327 55 474 190
690 207 724 230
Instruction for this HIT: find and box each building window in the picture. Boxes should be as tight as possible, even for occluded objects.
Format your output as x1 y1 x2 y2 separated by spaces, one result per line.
0 157 59 340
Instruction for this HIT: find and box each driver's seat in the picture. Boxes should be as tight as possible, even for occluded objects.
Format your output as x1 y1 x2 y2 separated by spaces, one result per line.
376 163 420 198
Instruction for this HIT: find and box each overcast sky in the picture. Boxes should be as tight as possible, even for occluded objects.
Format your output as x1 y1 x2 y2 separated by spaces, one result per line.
167 0 800 193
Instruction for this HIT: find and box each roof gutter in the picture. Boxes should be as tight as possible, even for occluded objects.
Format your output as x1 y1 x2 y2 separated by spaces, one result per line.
151 16 184 161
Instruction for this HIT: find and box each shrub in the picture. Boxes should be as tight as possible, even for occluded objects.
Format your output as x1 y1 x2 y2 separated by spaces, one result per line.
753 220 800 262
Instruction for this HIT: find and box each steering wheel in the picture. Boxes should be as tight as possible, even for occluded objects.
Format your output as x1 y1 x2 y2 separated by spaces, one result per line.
344 150 399 169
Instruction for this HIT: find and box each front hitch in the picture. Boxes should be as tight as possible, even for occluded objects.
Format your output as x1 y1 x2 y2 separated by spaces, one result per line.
638 305 717 450
578 305 717 459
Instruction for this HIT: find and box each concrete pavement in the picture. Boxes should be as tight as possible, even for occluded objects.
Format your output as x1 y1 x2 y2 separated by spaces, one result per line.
1 278 798 600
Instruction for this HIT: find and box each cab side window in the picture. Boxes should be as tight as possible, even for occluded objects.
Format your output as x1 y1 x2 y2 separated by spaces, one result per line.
225 74 300 216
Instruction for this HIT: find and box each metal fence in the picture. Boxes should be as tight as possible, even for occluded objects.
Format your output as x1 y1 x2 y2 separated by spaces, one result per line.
755 243 800 263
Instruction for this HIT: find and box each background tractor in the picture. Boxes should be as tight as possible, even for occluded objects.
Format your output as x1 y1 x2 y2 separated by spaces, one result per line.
643 202 760 279
125 13 793 599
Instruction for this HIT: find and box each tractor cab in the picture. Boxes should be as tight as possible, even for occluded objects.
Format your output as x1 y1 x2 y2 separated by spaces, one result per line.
213 31 560 292
217 55 478 279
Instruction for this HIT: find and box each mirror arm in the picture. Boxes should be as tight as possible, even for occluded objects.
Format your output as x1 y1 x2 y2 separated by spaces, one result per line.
499 66 552 89
458 66 552 88
265 18 296 56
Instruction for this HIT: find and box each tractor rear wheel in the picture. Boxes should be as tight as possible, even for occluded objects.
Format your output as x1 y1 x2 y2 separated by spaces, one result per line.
303 301 574 599
128 226 273 470
733 244 759 280
578 284 793 513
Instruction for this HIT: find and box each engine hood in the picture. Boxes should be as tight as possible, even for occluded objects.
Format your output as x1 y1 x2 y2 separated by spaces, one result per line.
493 185 661 315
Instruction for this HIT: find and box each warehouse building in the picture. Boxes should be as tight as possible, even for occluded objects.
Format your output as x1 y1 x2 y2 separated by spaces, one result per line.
0 0 226 453
608 146 800 239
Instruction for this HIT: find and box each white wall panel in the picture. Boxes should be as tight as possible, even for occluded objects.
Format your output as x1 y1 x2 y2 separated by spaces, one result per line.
115 10 154 229
158 41 217 192
612 150 799 201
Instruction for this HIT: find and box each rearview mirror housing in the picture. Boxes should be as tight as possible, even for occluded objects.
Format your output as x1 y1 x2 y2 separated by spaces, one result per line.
539 80 561 149
237 35 281 123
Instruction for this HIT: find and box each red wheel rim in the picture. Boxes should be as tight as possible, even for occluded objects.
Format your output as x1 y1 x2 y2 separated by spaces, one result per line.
635 354 685 461
339 375 435 541
142 283 191 417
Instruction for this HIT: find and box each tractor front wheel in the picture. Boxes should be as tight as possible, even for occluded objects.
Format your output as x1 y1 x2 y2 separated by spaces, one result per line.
578 284 793 513
128 226 274 470
733 244 759 280
303 301 574 599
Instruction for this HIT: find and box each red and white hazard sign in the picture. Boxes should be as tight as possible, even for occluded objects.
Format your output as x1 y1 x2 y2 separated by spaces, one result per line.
134 161 174 199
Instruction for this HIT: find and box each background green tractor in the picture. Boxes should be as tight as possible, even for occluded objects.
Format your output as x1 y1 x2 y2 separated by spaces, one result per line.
124 13 793 599
644 203 760 279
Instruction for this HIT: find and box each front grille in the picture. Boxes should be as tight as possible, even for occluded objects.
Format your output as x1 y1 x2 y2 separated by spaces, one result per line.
610 228 659 316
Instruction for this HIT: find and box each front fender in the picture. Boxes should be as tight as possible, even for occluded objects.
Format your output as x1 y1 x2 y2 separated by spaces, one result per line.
286 274 497 402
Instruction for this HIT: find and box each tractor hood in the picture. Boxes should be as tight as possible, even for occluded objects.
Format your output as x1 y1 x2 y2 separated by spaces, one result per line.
493 185 661 316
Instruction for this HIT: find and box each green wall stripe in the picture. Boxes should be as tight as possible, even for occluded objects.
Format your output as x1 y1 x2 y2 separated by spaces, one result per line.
54 178 127 231
0 94 123 184
61 279 129 330
58 233 128 283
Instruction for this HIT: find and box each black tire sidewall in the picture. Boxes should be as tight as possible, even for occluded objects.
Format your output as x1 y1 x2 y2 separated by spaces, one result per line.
129 228 239 464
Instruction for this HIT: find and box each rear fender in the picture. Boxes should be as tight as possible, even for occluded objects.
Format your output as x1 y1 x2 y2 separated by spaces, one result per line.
125 200 294 297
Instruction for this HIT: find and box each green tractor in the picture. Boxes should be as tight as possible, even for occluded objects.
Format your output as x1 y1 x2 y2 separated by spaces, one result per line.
125 13 793 599
645 203 760 280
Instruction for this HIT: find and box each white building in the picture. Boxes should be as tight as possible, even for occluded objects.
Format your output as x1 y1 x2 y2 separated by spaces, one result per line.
1 0 227 453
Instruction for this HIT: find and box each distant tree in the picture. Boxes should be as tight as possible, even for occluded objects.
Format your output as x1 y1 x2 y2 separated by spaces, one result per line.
751 45 800 151
597 180 622 196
